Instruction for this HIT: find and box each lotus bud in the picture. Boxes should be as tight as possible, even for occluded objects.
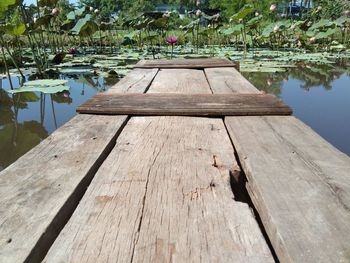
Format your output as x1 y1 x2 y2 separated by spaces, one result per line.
89 6 94 12
196 10 202 16
51 8 60 17
345 9 350 16
273 25 280 33
94 9 99 14
255 12 259 17
310 36 317 44
270 4 277 12
166 37 177 44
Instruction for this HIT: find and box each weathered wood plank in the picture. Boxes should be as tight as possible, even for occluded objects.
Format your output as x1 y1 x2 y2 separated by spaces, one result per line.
205 67 259 94
206 67 350 262
225 116 350 263
44 69 273 262
0 68 158 263
135 58 239 70
77 93 292 116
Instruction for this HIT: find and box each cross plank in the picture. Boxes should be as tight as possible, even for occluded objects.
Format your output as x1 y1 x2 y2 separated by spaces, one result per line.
77 93 292 116
135 58 239 70
44 68 274 262
205 67 350 263
0 68 158 263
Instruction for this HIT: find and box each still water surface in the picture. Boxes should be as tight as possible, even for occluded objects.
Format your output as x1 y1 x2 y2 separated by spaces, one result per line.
0 63 349 171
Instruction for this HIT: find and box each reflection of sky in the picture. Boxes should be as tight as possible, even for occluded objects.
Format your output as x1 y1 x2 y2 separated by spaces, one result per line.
24 0 78 5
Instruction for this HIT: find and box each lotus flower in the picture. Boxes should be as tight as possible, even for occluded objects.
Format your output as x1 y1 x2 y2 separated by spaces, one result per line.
273 25 280 33
310 37 317 44
270 4 277 12
166 37 177 44
345 10 350 16
166 37 177 58
255 12 260 17
196 10 202 16
33 17 37 23
317 6 322 11
89 6 94 12
94 9 99 14
52 8 60 17
68 47 77 54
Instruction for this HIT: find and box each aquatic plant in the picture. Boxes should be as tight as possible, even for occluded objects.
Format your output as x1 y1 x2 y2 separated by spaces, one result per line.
166 37 177 58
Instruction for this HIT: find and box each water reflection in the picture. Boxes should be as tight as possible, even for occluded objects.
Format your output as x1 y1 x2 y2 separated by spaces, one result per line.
242 62 350 156
0 71 119 171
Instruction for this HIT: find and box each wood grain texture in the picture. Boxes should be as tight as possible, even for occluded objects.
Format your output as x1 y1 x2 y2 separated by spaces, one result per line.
0 68 158 263
225 116 350 263
44 69 273 263
205 67 260 94
206 67 350 262
135 58 239 70
104 68 158 94
77 93 292 116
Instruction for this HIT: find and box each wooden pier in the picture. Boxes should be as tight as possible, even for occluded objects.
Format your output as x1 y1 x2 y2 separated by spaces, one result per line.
0 58 349 263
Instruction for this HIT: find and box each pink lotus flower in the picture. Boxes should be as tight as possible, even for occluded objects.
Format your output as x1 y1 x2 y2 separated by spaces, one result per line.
51 8 60 17
270 4 277 12
68 47 77 54
166 37 177 44
166 37 177 59
345 10 350 16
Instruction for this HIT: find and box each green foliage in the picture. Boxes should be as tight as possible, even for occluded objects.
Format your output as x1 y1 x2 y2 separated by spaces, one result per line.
8 79 70 94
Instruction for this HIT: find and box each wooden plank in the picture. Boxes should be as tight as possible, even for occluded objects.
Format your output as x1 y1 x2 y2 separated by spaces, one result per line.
225 116 350 263
44 69 273 262
205 67 350 262
135 58 239 70
77 93 292 116
204 67 259 94
0 68 158 263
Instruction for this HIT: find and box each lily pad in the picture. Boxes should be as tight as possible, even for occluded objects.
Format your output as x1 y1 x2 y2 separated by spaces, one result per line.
8 79 70 94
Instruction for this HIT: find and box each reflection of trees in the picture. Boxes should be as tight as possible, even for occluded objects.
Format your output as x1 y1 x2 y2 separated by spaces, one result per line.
288 63 347 91
0 89 14 125
0 121 48 171
0 83 48 171
242 72 289 96
242 62 349 94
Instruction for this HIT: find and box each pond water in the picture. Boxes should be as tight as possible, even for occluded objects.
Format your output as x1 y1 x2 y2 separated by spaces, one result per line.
0 62 349 171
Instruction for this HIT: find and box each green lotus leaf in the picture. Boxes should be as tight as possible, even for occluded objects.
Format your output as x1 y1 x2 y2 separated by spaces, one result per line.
23 79 68 86
8 85 70 94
